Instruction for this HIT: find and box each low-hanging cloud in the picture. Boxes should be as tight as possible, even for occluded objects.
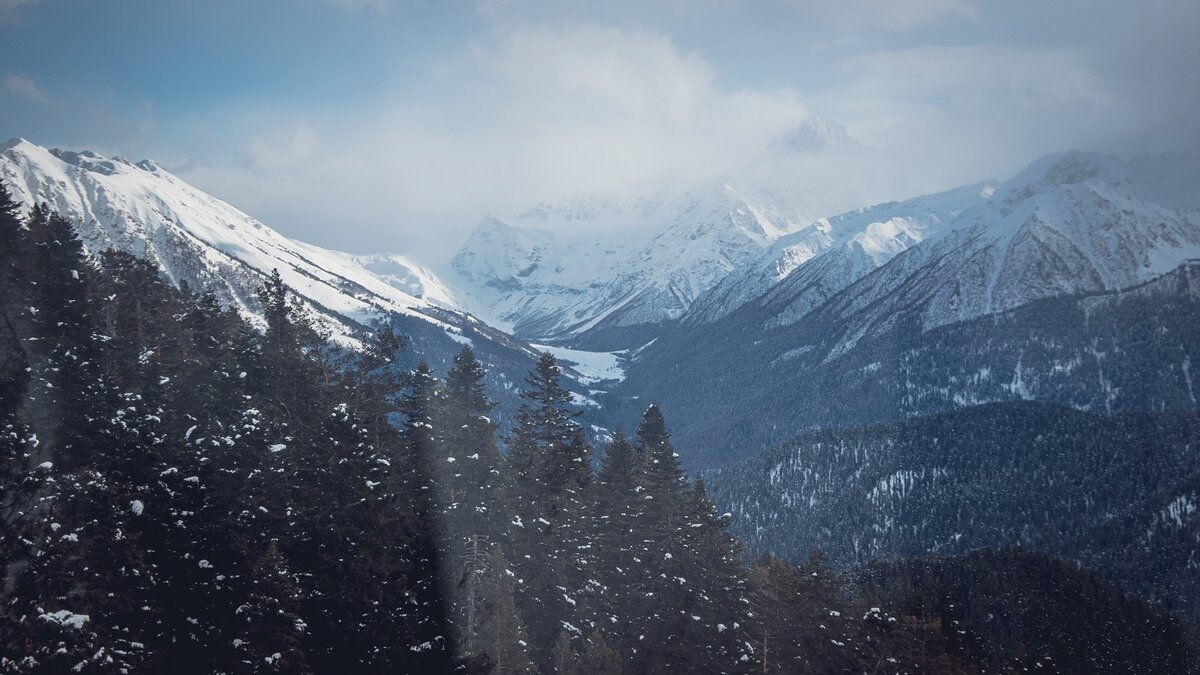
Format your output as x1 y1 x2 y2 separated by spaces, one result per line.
148 2 1200 262
181 23 812 260
4 73 49 104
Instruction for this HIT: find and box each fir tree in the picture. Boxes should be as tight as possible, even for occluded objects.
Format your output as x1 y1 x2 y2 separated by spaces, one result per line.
436 346 502 546
577 629 622 675
504 352 592 663
474 546 536 675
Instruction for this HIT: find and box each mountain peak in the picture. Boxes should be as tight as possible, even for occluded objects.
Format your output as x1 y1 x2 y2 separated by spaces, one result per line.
1 137 33 153
1007 150 1125 192
766 118 853 155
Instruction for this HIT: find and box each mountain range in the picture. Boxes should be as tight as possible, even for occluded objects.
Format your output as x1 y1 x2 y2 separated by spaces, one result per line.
615 150 1200 465
4 134 1200 626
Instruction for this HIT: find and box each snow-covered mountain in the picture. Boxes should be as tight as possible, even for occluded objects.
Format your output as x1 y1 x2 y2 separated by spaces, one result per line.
812 151 1200 349
440 118 909 350
683 181 997 326
443 183 798 349
617 150 1200 466
0 137 636 434
0 137 466 343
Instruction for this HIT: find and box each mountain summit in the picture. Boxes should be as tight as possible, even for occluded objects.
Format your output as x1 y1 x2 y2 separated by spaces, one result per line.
443 183 798 349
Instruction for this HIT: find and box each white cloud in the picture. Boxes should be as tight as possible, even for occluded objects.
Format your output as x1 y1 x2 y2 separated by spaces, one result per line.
816 45 1119 190
248 125 318 168
180 24 812 259
4 73 49 104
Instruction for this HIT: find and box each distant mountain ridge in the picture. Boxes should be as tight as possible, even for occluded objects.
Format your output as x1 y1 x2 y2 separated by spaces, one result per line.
616 151 1200 466
441 183 798 350
440 118 870 350
682 180 997 326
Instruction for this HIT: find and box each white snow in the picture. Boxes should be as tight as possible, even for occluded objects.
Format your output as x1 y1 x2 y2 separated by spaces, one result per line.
531 344 625 383
38 610 89 630
687 180 996 327
0 139 467 345
443 183 802 343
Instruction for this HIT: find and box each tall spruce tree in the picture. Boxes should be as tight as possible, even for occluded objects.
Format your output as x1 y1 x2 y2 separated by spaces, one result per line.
504 352 593 664
436 346 502 546
473 546 536 675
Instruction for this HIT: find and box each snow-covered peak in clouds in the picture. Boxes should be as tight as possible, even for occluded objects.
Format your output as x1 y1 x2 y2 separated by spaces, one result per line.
762 117 855 155
683 180 997 326
443 182 796 348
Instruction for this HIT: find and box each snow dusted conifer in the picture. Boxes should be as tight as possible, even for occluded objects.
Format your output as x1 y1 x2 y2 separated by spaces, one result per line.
474 546 536 675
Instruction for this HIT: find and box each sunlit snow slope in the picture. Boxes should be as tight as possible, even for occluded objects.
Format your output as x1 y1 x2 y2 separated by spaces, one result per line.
0 138 462 342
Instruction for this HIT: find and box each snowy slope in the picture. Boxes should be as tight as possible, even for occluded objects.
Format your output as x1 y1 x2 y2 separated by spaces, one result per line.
683 181 997 326
816 151 1200 348
443 183 797 348
441 118 893 349
0 138 462 342
617 152 1200 467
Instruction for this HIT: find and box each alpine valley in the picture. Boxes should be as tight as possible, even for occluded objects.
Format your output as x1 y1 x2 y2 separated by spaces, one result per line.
3 133 1200 670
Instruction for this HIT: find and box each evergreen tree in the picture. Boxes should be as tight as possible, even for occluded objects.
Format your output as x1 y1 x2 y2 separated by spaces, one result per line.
257 268 323 426
550 628 582 675
473 546 536 675
436 346 502 546
578 629 622 675
589 430 640 643
504 353 592 662
0 184 31 421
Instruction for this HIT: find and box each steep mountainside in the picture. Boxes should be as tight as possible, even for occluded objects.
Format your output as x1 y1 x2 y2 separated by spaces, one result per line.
443 184 797 349
683 181 996 326
616 259 1200 467
811 151 1200 343
706 403 1200 624
0 138 462 341
0 138 601 429
616 152 1200 465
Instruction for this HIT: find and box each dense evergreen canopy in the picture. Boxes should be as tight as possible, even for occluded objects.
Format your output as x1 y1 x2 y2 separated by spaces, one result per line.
0 186 1191 672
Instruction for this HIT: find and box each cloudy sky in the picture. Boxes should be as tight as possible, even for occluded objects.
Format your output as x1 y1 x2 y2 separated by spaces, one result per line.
1 0 1197 260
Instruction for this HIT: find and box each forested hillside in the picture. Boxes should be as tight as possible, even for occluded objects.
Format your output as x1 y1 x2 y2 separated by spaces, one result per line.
707 402 1200 624
0 185 1192 672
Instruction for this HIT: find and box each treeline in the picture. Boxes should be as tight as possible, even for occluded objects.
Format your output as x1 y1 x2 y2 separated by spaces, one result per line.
855 549 1193 673
705 401 1200 626
0 186 931 673
0 184 1189 674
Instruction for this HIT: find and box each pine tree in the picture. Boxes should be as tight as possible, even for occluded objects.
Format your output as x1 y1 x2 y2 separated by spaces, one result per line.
504 352 592 662
0 183 31 421
474 546 536 675
257 268 323 426
578 629 622 675
0 184 35 611
400 360 441 523
437 346 503 545
589 430 640 640
678 476 753 670
624 405 691 669
550 628 582 674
